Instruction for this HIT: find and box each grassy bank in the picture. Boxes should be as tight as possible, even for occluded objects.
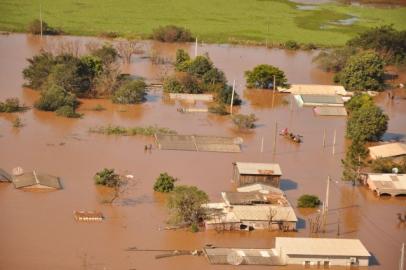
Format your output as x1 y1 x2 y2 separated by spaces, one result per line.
0 0 405 46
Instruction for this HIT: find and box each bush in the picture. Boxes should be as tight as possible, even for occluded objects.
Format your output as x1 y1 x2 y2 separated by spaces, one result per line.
163 73 203 94
232 114 257 130
94 168 120 188
152 25 194 42
175 49 191 71
55 105 81 118
297 194 320 208
302 43 317 50
338 51 385 91
167 185 209 225
371 157 406 174
92 104 106 111
23 52 55 89
284 40 299 50
35 84 79 112
245 64 288 89
27 19 61 35
346 104 388 141
90 44 119 65
0 98 23 113
153 173 177 193
112 79 147 104
190 223 199 232
208 103 229 115
89 125 177 136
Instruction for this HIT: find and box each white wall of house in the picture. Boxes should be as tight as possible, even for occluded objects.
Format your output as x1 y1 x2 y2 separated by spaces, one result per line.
282 254 369 267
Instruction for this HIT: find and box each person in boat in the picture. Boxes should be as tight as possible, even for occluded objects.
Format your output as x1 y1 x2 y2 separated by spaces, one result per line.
294 135 301 143
280 128 288 136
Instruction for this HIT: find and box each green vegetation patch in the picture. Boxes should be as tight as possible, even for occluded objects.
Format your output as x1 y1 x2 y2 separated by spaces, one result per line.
89 125 177 136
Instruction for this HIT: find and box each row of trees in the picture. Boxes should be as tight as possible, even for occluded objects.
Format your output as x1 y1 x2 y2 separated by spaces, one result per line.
23 43 147 117
314 25 406 91
341 94 389 182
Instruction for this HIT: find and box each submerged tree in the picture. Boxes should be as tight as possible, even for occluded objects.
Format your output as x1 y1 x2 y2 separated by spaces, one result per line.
112 79 147 104
245 64 288 89
232 114 258 130
167 185 208 226
153 173 177 193
297 194 320 208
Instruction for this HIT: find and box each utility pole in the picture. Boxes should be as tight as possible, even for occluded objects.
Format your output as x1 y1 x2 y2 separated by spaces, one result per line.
273 121 278 154
260 136 264 153
230 79 235 115
271 75 276 108
40 3 43 38
332 129 337 155
322 128 326 148
194 37 198 57
400 242 405 270
322 176 330 233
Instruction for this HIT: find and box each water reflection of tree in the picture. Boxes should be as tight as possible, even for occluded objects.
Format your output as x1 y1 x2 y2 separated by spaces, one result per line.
243 89 288 110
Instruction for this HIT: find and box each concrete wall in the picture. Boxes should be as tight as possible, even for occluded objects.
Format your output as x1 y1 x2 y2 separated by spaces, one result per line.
283 254 369 267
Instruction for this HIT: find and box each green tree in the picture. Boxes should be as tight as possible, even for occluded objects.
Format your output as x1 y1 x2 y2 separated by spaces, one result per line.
313 47 357 73
371 157 406 174
347 25 406 64
346 104 388 141
91 44 119 65
341 138 368 182
112 79 147 104
297 194 320 208
153 173 177 193
338 51 385 91
175 49 191 71
218 85 241 105
345 93 374 113
94 168 120 188
23 52 55 89
245 64 288 89
167 185 209 225
35 84 79 112
187 56 213 78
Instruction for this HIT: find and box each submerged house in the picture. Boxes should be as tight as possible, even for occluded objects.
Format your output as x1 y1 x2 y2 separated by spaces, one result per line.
275 237 370 267
12 170 62 190
232 162 282 187
0 168 11 183
294 94 344 107
365 173 406 196
204 184 297 231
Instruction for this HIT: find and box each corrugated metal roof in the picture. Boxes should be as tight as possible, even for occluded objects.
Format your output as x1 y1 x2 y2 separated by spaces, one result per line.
275 237 370 257
232 205 297 222
0 168 11 182
12 171 62 189
367 173 406 191
204 247 283 265
368 143 406 159
300 94 344 105
314 106 347 116
279 84 348 96
235 162 282 175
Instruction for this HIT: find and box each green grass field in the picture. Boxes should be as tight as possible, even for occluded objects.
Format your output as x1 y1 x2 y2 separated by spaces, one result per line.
0 0 405 46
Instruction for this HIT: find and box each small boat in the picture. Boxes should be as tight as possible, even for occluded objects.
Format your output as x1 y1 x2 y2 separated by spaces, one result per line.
279 128 302 143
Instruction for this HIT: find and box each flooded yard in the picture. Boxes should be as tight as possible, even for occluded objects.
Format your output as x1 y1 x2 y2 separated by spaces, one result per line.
0 34 405 270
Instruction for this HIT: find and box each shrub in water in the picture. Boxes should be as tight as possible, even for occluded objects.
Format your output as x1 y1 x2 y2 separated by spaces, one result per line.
152 25 194 42
112 79 147 104
94 168 120 188
297 194 320 208
153 173 177 193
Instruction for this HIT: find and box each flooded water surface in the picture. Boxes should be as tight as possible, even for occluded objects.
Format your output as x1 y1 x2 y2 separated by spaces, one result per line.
0 34 405 270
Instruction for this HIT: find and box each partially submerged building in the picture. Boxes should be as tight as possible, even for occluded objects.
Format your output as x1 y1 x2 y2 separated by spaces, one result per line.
365 173 406 196
0 168 11 182
232 162 282 187
294 94 345 107
368 142 406 159
169 93 213 102
204 184 297 231
275 237 370 267
12 171 62 190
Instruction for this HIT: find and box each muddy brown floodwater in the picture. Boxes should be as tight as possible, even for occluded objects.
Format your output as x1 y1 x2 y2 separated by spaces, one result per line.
0 34 405 270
